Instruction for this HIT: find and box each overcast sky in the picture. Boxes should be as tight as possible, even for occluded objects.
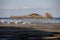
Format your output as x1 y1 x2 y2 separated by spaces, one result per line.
0 0 60 17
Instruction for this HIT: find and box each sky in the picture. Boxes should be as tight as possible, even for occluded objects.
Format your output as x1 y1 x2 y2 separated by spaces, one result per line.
0 0 60 17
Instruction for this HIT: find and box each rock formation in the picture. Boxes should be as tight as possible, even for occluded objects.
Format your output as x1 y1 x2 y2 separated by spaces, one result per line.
10 13 53 18
43 12 53 18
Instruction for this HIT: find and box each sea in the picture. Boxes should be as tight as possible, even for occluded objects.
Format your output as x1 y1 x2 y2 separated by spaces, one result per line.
0 18 60 24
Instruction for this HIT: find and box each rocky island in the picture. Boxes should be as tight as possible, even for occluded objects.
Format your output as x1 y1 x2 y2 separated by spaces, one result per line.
10 12 53 18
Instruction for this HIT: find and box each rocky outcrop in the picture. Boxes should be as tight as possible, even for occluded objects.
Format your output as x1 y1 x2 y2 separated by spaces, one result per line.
10 13 53 18
43 12 53 18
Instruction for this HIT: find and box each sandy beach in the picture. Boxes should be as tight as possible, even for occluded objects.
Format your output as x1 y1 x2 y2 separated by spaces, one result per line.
0 23 60 32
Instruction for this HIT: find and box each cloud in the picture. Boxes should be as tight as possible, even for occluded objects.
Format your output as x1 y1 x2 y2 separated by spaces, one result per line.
0 6 20 9
41 4 53 8
22 6 30 9
0 6 31 9
56 7 60 15
0 3 57 9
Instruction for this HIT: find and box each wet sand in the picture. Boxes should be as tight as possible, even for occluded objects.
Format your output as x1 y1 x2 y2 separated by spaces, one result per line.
0 23 60 32
0 24 60 40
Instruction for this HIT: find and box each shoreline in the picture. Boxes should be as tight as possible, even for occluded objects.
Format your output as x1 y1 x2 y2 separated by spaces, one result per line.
0 23 60 32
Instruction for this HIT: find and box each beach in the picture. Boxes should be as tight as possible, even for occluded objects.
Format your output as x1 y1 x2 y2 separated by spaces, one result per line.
0 24 60 40
0 23 60 32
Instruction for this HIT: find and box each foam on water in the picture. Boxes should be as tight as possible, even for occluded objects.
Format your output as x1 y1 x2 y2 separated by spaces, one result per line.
0 18 60 24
